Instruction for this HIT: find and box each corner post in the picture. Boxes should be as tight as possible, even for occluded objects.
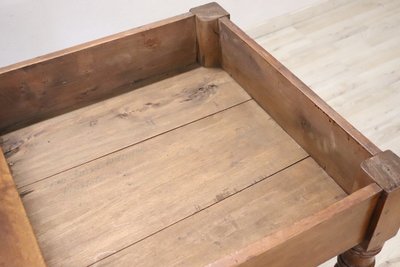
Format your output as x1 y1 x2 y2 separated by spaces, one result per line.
336 150 400 266
190 2 230 67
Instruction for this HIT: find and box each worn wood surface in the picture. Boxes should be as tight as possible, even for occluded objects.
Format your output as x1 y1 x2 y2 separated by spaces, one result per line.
219 17 380 193
2 2 394 266
190 2 229 67
95 158 347 267
1 67 250 188
0 13 197 133
0 148 45 267
361 150 400 193
248 1 400 265
211 184 381 267
19 101 308 266
250 0 400 162
360 151 400 251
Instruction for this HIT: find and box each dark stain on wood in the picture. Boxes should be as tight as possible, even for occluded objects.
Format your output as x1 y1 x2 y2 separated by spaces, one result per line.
3 140 23 158
300 117 312 131
89 119 98 127
145 102 161 108
215 190 230 202
19 189 34 199
182 84 217 102
117 112 129 119
144 38 161 49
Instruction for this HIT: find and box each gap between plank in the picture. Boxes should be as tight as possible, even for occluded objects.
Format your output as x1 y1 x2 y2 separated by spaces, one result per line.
18 98 253 190
87 155 311 267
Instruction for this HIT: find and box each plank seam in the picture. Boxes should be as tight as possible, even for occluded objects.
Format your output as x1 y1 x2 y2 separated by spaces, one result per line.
18 98 253 189
87 155 311 267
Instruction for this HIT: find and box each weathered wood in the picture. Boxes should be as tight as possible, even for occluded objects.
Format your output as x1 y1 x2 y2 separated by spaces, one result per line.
335 245 382 267
2 67 250 188
218 17 380 193
94 158 347 266
251 2 400 264
20 101 308 266
190 2 229 67
0 13 197 133
0 148 46 267
335 150 400 267
251 0 400 157
362 150 400 250
336 149 400 267
210 184 381 267
0 4 394 267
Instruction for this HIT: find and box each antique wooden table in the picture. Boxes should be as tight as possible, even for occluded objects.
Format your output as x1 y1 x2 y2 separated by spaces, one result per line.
0 3 399 267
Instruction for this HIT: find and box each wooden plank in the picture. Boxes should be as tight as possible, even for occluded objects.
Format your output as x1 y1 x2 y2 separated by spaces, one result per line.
1 67 250 188
0 148 46 267
20 101 307 267
96 158 347 267
219 17 380 193
210 184 381 267
0 13 197 133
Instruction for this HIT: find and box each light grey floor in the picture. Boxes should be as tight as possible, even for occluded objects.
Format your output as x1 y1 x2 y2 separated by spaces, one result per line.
249 0 400 266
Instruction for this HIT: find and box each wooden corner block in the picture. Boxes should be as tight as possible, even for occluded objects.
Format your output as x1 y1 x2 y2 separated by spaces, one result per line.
190 2 230 21
361 150 400 193
360 150 400 250
190 3 230 67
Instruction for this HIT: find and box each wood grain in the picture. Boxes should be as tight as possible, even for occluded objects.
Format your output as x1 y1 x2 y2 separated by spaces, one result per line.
219 17 380 193
20 100 307 266
190 2 229 67
211 184 381 267
249 1 400 265
0 148 45 267
95 158 347 267
1 67 250 188
251 0 400 158
360 151 400 250
0 13 197 133
361 150 400 193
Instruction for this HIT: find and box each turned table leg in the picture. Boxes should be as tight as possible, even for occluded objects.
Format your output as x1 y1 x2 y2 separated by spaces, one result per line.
335 245 382 267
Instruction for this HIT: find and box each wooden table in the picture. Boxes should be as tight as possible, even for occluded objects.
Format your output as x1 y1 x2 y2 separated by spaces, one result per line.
0 3 399 267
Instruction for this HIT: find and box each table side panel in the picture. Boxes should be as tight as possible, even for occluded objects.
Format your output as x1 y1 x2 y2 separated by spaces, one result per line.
219 17 380 193
0 13 197 133
210 184 381 267
0 148 45 267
